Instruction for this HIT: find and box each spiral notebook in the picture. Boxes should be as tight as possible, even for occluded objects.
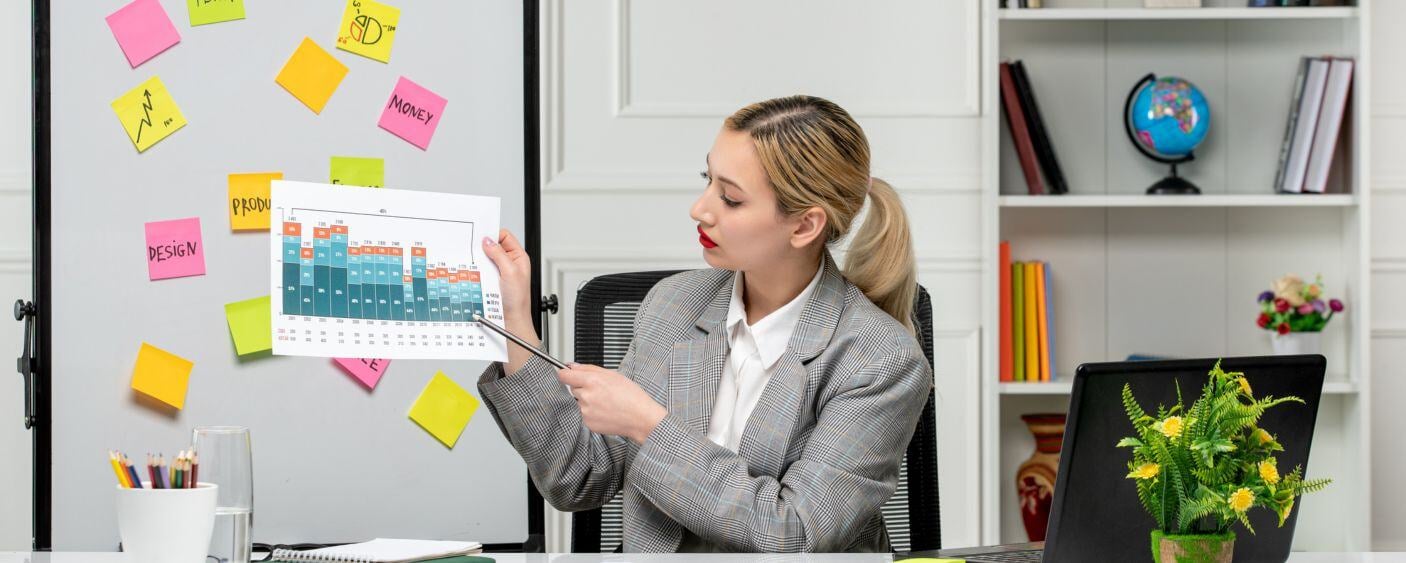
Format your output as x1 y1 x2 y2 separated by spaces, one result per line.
272 538 483 563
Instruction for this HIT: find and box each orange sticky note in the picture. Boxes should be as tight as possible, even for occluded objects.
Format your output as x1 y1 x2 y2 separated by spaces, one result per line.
130 342 193 409
407 371 479 448
275 37 348 114
228 172 281 231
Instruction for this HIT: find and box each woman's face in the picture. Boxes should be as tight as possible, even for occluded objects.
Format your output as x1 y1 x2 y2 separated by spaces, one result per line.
690 127 816 272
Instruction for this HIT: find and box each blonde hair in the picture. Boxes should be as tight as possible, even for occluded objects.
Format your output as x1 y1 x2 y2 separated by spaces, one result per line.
724 95 918 334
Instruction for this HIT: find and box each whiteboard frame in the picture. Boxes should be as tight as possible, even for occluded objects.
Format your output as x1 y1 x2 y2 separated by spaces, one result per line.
24 0 545 551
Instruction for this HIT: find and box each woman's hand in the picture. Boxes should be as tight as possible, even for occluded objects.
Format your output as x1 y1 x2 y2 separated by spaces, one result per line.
557 363 668 444
481 228 532 324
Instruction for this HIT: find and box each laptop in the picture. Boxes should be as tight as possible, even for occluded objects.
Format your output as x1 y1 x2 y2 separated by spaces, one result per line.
922 355 1325 563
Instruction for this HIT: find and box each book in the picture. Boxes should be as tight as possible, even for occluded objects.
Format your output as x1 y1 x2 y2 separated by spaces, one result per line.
1303 57 1354 194
1034 261 1050 383
272 538 483 563
1273 57 1312 194
1012 261 1025 382
999 62 1045 195
1010 61 1068 195
1043 261 1056 382
1280 58 1330 193
1023 262 1040 383
999 242 1013 382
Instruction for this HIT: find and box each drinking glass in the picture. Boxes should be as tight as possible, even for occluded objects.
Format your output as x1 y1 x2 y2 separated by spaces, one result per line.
193 425 253 563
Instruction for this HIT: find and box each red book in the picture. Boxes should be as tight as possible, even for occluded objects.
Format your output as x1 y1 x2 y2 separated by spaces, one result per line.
999 241 1013 382
1000 62 1045 195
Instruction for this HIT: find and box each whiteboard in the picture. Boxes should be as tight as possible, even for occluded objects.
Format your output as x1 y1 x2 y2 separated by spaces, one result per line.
46 0 533 550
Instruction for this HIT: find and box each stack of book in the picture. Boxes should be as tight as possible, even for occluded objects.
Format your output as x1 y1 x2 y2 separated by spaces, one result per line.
999 241 1055 383
1274 56 1354 194
999 60 1067 196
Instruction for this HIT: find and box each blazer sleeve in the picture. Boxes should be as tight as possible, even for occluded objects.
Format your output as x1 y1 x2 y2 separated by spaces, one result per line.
476 283 662 512
626 334 932 552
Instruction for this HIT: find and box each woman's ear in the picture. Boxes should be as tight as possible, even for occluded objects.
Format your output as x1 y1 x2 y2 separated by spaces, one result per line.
789 206 827 249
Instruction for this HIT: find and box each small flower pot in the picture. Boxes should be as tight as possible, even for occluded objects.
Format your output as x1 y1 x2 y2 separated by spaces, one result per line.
1151 530 1235 563
1270 331 1322 356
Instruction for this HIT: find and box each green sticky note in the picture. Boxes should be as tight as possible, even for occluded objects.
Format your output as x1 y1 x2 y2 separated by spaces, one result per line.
224 296 272 356
330 156 384 188
187 0 245 26
408 371 480 448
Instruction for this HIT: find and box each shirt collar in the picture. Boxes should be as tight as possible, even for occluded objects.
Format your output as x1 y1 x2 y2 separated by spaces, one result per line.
725 259 826 369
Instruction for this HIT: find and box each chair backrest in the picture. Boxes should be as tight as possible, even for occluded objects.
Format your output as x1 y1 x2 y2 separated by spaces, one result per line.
569 270 940 552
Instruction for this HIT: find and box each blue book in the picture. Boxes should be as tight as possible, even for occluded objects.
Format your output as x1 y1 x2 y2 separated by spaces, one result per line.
1043 262 1056 382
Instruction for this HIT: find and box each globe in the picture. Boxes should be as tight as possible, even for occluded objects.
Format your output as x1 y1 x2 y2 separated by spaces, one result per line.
1123 73 1211 194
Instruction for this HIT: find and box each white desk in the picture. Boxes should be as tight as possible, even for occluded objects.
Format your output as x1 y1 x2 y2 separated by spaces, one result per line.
3 553 1404 562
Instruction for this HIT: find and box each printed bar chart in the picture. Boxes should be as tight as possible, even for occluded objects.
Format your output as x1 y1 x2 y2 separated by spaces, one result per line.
270 181 506 360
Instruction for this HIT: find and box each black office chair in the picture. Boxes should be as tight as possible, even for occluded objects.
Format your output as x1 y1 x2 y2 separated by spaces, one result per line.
568 270 940 553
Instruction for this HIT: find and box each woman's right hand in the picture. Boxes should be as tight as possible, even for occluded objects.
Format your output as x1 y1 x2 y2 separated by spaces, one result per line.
482 228 533 325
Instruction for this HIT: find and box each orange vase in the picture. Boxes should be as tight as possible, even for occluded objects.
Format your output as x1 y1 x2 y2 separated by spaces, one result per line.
1016 413 1067 542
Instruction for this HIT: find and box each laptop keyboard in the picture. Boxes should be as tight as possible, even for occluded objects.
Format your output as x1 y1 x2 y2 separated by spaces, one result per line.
969 550 1044 563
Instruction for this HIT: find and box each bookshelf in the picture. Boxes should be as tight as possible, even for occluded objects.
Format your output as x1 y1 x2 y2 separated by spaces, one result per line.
979 0 1371 552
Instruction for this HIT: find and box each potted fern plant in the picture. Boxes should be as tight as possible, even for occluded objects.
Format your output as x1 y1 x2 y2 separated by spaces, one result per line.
1118 361 1331 563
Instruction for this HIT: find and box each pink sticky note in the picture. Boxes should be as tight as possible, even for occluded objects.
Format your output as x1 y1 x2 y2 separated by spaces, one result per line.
144 217 205 280
335 358 391 389
377 77 448 150
106 0 181 68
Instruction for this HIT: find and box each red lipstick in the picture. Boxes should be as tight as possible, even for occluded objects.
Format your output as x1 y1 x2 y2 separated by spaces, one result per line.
698 226 718 249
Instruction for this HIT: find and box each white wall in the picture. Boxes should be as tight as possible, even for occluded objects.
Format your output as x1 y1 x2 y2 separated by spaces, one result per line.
1369 0 1406 552
1 0 33 551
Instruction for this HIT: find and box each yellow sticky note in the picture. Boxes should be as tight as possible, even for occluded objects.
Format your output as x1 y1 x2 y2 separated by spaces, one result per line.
111 75 187 153
408 371 479 448
130 342 193 409
275 37 349 114
335 0 399 63
228 172 281 231
224 296 272 356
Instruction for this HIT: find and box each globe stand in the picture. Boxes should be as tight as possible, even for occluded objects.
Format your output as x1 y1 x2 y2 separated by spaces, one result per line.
1147 162 1201 195
1123 72 1208 196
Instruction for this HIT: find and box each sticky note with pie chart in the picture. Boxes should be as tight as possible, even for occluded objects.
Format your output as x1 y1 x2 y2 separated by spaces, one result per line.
336 0 399 63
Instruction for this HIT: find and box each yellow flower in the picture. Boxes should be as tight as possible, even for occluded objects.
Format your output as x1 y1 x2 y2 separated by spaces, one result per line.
1237 377 1253 396
1260 460 1280 485
1229 487 1255 513
1255 428 1274 444
1307 284 1322 299
1158 416 1184 439
1129 463 1161 480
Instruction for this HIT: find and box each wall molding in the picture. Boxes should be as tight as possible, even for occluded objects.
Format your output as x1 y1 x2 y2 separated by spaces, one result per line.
545 172 982 194
0 168 28 194
1374 176 1406 193
609 0 980 119
1372 102 1406 118
1373 326 1406 339
0 251 30 274
1373 257 1406 273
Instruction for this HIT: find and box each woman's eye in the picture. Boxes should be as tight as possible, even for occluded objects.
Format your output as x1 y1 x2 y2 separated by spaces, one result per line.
699 171 711 184
720 194 741 208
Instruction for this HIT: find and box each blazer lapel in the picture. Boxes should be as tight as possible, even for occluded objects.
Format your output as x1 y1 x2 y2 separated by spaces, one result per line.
736 251 847 477
668 272 732 435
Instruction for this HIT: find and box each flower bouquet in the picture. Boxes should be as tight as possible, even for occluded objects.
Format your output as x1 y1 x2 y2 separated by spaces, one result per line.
1118 361 1331 563
1255 274 1344 355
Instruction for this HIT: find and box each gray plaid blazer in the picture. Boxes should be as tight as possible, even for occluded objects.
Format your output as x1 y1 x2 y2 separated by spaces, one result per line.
477 250 933 552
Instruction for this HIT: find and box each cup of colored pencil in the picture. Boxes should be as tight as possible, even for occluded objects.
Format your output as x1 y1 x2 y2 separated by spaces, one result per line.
110 449 217 563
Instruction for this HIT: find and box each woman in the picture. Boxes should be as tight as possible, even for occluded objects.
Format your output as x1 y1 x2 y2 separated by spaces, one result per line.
476 95 932 553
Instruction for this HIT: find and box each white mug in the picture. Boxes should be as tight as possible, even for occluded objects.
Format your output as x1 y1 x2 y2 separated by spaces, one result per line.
115 482 218 563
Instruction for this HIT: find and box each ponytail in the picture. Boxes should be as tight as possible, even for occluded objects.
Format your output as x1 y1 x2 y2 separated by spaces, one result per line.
843 177 917 334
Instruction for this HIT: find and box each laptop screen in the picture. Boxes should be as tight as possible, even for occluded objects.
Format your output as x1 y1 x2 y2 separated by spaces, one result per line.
1041 355 1325 563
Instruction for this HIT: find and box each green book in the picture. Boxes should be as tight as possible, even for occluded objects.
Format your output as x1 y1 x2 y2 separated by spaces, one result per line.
1012 261 1026 382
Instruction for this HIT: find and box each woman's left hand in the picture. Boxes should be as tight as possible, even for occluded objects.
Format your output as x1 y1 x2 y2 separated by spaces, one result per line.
557 363 667 444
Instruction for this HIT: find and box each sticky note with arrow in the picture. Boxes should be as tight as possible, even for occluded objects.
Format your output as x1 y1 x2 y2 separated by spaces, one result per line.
111 75 188 153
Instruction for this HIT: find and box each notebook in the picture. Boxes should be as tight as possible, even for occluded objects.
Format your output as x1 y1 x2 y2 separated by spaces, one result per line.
272 538 483 563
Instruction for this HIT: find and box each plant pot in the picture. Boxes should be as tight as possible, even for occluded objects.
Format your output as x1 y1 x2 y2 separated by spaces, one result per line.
1016 413 1066 542
1271 330 1322 356
1150 530 1235 563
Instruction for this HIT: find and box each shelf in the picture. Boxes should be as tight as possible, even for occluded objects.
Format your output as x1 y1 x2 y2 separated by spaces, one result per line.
998 380 1359 395
998 194 1357 208
998 7 1357 21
